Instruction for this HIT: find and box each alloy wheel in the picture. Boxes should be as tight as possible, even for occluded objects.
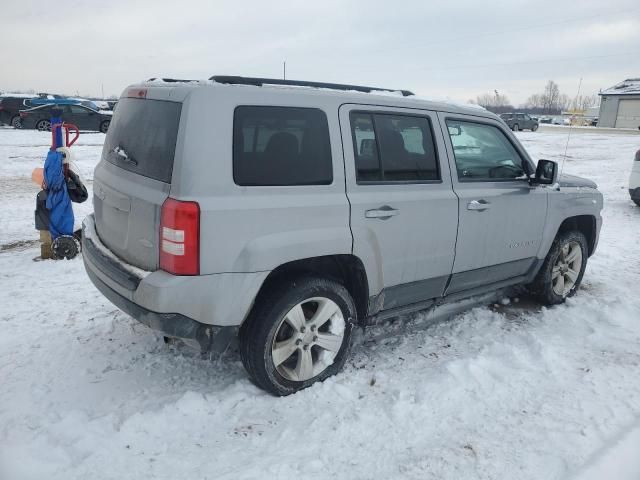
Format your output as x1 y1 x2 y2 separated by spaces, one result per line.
551 241 583 297
271 297 345 382
37 120 51 132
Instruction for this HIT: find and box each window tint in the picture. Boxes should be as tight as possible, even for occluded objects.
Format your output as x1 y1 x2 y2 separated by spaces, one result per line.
350 112 440 183
351 113 381 181
446 120 525 181
233 106 332 186
69 105 88 113
104 98 182 183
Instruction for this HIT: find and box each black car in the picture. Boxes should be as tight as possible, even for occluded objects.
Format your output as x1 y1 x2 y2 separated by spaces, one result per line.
499 112 539 132
20 104 112 133
0 95 35 127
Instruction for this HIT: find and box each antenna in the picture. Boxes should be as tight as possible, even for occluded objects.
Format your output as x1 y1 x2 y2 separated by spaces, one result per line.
561 77 582 176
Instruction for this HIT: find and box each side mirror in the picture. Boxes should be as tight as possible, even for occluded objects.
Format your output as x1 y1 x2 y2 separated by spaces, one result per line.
448 125 462 136
531 159 558 185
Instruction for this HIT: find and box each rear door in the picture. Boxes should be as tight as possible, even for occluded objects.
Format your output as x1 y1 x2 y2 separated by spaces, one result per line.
93 95 182 270
340 104 458 310
439 113 547 294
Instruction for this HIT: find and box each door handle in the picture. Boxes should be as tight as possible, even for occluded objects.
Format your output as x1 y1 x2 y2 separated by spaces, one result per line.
467 200 491 211
365 206 399 220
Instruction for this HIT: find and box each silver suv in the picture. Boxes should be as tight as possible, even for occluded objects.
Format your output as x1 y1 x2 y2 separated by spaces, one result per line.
82 76 603 395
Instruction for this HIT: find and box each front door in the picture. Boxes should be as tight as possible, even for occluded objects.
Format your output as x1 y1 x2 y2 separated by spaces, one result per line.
439 114 547 294
67 105 99 130
340 104 458 311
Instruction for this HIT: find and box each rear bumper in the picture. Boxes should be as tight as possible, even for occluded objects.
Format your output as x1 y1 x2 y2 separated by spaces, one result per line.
82 214 268 334
630 188 640 202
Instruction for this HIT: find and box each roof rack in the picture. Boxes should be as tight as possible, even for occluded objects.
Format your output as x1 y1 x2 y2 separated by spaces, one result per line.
209 75 414 97
147 78 200 83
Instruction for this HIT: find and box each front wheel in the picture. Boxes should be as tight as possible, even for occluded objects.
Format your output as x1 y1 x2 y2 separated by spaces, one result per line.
100 120 110 133
530 230 588 305
239 276 356 396
531 123 539 132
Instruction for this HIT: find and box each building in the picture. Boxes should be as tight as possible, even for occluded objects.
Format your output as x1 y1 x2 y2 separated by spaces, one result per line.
598 78 640 129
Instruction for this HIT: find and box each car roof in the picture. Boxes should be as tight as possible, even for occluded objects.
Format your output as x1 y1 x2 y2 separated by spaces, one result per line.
128 76 497 120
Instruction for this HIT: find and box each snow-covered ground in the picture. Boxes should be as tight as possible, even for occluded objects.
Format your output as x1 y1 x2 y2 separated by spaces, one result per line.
0 127 639 480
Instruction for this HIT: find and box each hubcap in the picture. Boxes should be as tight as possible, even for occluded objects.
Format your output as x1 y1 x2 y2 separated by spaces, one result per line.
38 121 51 132
271 297 345 382
552 241 582 297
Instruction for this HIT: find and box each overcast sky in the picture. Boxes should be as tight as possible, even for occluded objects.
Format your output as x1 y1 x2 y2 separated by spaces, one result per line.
2 0 639 105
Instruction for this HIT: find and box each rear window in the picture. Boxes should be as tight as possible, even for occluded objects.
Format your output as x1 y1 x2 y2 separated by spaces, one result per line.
103 98 182 183
233 106 333 186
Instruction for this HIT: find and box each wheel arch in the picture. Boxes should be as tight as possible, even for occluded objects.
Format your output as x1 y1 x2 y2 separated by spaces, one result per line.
252 254 369 324
556 215 597 256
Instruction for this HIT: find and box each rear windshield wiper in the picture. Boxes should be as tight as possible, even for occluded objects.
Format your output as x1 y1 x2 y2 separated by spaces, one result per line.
111 145 138 166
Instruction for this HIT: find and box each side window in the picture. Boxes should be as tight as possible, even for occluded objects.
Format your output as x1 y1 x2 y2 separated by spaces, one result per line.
233 106 333 186
350 112 440 183
351 113 381 181
446 120 526 181
70 105 87 114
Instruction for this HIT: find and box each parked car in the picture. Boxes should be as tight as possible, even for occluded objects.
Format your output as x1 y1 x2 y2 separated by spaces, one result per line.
0 95 35 127
630 149 640 206
499 112 539 131
20 104 112 133
539 116 552 124
82 76 603 395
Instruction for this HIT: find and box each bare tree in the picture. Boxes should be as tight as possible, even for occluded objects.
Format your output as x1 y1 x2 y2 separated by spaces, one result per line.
541 80 561 113
475 91 512 111
524 93 544 109
568 94 599 112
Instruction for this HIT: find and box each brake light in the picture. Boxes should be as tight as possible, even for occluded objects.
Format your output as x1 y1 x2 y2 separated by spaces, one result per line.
127 88 147 99
160 198 200 275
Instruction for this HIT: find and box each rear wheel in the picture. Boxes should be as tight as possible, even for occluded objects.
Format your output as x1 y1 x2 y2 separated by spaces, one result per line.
10 115 22 129
100 120 110 133
36 119 51 132
531 230 588 305
239 276 356 396
512 123 519 132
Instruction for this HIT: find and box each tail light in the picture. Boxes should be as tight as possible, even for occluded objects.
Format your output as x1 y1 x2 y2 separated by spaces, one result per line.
160 198 200 275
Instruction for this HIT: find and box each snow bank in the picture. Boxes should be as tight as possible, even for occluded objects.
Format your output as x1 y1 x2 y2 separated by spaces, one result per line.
1 128 640 479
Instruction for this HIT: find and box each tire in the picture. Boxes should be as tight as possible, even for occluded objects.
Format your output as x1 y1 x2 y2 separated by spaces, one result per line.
36 119 51 132
530 230 588 305
634 199 640 207
531 123 538 132
100 120 110 133
239 275 356 396
512 124 519 132
10 115 22 129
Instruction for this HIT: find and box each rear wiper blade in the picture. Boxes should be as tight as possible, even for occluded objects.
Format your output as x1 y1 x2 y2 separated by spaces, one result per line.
111 145 137 166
